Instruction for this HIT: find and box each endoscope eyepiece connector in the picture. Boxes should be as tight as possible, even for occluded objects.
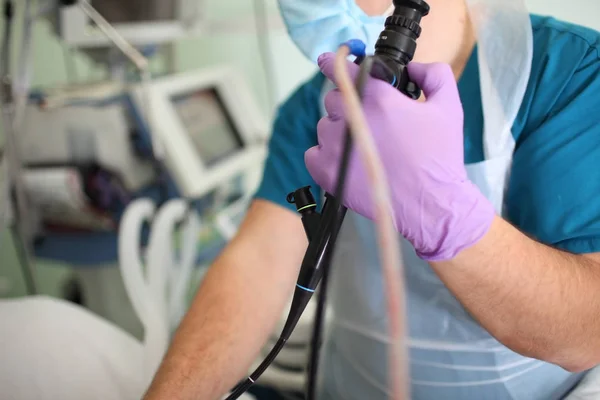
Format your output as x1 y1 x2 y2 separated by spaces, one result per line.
378 0 430 64
372 0 430 97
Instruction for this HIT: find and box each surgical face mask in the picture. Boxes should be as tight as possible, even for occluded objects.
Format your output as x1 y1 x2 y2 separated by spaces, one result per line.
277 0 393 63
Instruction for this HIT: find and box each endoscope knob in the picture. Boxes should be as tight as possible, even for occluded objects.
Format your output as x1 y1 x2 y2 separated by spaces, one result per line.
393 0 430 17
385 15 423 37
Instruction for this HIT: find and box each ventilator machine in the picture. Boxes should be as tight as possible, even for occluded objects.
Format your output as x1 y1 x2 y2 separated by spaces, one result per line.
0 0 310 398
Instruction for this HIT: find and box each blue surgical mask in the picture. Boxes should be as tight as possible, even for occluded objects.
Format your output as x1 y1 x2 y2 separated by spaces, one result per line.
277 0 391 63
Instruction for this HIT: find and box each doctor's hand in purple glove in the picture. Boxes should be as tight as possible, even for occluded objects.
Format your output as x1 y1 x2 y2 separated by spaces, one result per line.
305 52 495 261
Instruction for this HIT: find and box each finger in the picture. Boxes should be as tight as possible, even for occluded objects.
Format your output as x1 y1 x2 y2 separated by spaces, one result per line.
315 116 339 153
323 89 345 120
308 117 345 189
407 62 460 103
304 145 320 175
304 146 331 189
318 52 360 87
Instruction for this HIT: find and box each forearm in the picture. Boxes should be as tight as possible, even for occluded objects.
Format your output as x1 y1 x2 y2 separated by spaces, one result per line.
432 216 600 371
144 241 301 400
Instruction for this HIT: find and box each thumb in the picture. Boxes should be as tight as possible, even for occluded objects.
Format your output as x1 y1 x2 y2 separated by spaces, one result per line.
407 62 460 103
318 52 360 87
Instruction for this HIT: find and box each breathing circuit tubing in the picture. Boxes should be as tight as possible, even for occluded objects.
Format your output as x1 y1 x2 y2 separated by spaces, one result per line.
225 1 430 399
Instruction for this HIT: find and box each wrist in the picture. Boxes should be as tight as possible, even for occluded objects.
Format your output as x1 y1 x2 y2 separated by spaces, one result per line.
413 180 496 261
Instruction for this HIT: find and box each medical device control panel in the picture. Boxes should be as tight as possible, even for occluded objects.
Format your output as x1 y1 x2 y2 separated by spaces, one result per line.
129 66 268 200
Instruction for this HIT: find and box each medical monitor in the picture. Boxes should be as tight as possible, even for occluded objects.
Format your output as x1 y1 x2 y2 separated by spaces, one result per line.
170 89 242 167
130 66 268 199
56 0 204 48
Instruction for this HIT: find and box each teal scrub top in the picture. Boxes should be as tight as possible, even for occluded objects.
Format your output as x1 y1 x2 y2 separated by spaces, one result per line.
255 14 600 256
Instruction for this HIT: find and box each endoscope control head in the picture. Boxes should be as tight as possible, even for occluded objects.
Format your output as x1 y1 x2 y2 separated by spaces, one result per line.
372 0 430 97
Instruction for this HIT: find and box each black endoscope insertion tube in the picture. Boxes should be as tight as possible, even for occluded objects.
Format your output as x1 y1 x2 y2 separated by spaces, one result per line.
225 2 429 399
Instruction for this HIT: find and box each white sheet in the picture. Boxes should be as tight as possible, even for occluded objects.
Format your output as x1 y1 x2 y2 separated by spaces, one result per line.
0 296 257 400
0 296 145 400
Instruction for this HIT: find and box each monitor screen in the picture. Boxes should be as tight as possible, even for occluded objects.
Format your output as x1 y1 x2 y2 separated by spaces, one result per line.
171 88 242 166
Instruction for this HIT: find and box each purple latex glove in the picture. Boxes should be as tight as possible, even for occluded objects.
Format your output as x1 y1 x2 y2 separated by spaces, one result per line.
305 52 495 261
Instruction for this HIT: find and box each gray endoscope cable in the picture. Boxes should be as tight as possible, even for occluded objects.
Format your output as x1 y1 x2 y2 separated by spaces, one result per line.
304 56 374 400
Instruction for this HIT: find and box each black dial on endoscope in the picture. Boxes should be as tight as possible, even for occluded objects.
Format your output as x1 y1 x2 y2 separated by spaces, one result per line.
371 0 430 97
